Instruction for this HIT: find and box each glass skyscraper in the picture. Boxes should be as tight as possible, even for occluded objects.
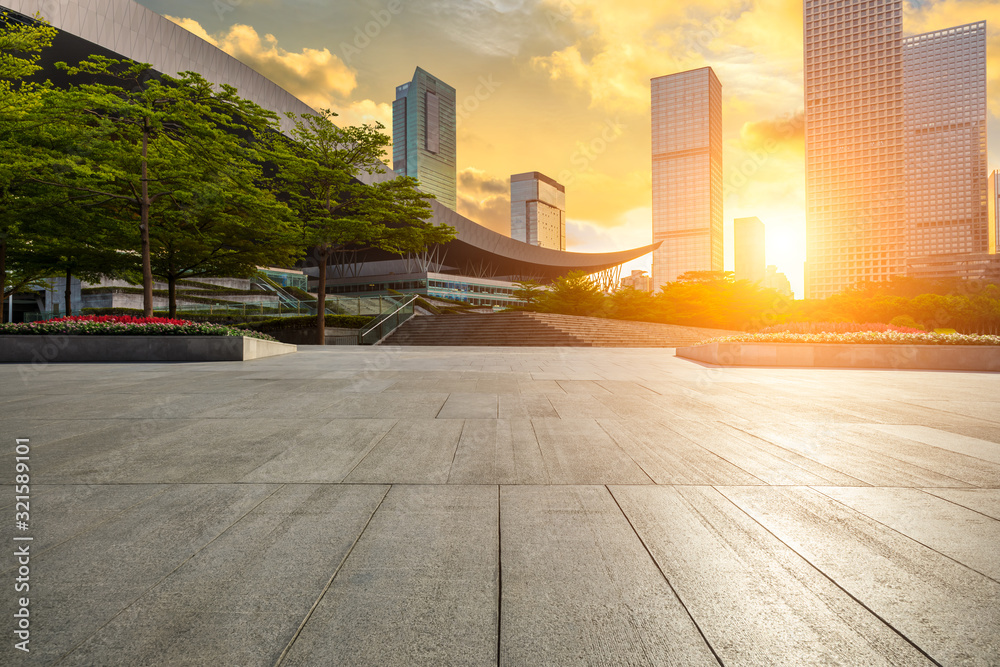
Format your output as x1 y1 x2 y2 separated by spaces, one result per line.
804 0 906 300
650 68 723 289
903 22 988 259
392 67 457 210
510 172 566 250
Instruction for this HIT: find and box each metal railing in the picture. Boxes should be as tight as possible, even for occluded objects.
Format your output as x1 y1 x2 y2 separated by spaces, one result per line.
24 295 409 322
358 295 417 345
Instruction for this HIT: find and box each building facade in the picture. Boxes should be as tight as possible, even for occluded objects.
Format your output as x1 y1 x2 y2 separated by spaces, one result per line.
763 265 793 298
620 270 653 292
903 22 988 259
651 67 723 289
989 170 999 255
804 0 906 299
510 172 566 250
392 67 457 210
734 217 765 282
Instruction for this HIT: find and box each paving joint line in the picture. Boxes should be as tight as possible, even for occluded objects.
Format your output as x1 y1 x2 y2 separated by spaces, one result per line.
710 485 945 667
273 484 392 666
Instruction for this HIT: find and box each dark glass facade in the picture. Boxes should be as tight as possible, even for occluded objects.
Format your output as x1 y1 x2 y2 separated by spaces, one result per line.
392 68 457 210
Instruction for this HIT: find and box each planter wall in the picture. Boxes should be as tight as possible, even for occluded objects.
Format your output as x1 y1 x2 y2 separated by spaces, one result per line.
0 335 296 363
676 342 1000 372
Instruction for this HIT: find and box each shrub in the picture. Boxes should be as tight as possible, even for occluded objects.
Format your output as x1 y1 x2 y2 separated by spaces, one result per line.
246 314 373 331
889 315 923 331
1 315 277 341
758 321 923 334
702 331 1000 346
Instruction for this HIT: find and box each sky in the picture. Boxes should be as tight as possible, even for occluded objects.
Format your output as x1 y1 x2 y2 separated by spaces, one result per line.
136 0 1000 298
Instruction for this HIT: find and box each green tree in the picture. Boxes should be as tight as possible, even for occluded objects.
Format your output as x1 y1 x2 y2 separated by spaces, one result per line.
148 131 302 316
536 271 606 317
25 56 286 316
513 279 544 307
272 109 454 344
0 13 58 319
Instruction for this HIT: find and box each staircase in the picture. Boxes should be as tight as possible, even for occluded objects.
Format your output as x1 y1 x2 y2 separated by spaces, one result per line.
382 312 734 347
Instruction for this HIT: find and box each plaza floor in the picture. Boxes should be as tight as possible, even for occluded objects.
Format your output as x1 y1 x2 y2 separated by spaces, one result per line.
1 346 999 665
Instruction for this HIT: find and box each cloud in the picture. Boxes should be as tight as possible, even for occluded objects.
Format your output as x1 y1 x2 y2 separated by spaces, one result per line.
457 168 511 235
739 110 805 155
165 17 382 120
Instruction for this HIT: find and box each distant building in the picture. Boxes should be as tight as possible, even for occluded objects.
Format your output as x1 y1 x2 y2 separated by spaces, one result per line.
392 67 457 210
510 172 566 250
903 22 988 259
990 170 999 255
651 67 723 290
620 270 653 292
734 217 765 282
907 252 1000 282
762 266 793 298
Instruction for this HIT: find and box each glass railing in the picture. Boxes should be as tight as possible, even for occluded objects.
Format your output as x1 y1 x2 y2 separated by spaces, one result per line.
358 295 417 345
24 295 409 323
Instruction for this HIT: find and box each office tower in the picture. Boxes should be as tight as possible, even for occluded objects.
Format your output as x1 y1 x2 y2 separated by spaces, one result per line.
763 265 793 298
991 170 999 255
734 216 766 282
510 172 566 250
392 67 457 210
651 67 723 289
903 22 988 259
803 0 905 299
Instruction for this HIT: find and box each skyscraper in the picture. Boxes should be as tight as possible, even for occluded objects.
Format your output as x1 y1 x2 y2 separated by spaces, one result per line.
990 170 999 255
903 22 988 259
510 172 566 250
734 217 765 282
651 68 723 289
803 0 906 299
392 67 457 210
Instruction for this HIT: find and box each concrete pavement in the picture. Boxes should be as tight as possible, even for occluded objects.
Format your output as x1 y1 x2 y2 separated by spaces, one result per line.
1 347 998 665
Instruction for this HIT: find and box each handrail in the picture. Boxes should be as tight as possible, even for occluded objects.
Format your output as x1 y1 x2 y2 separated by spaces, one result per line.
358 294 418 345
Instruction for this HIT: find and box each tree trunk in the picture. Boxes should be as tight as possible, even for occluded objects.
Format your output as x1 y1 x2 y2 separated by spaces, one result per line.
316 247 328 345
64 269 72 316
140 117 154 318
0 237 6 323
168 276 177 319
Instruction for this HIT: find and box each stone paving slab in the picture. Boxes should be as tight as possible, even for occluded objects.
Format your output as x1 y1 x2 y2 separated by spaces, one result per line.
0 347 998 665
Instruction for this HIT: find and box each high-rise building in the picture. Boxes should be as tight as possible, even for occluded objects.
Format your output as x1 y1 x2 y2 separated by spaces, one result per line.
510 172 566 250
651 67 723 289
734 217 765 282
392 67 457 210
989 170 998 255
903 22 988 259
803 0 906 299
763 265 793 298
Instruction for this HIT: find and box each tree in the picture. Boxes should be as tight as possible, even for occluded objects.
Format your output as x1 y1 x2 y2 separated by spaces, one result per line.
24 56 286 316
0 13 58 319
271 109 454 344
513 279 545 307
536 271 606 317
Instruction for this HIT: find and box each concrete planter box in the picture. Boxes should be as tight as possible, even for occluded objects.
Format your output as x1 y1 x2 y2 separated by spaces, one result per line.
676 342 1000 372
0 335 296 363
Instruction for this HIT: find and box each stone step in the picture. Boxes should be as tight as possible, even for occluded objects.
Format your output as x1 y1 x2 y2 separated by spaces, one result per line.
382 312 732 347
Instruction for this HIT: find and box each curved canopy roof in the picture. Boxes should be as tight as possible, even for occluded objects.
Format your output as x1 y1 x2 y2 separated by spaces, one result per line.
359 200 660 280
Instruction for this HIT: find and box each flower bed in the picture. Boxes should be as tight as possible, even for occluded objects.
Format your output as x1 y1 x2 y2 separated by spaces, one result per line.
757 322 924 334
0 315 277 342
703 331 1000 346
